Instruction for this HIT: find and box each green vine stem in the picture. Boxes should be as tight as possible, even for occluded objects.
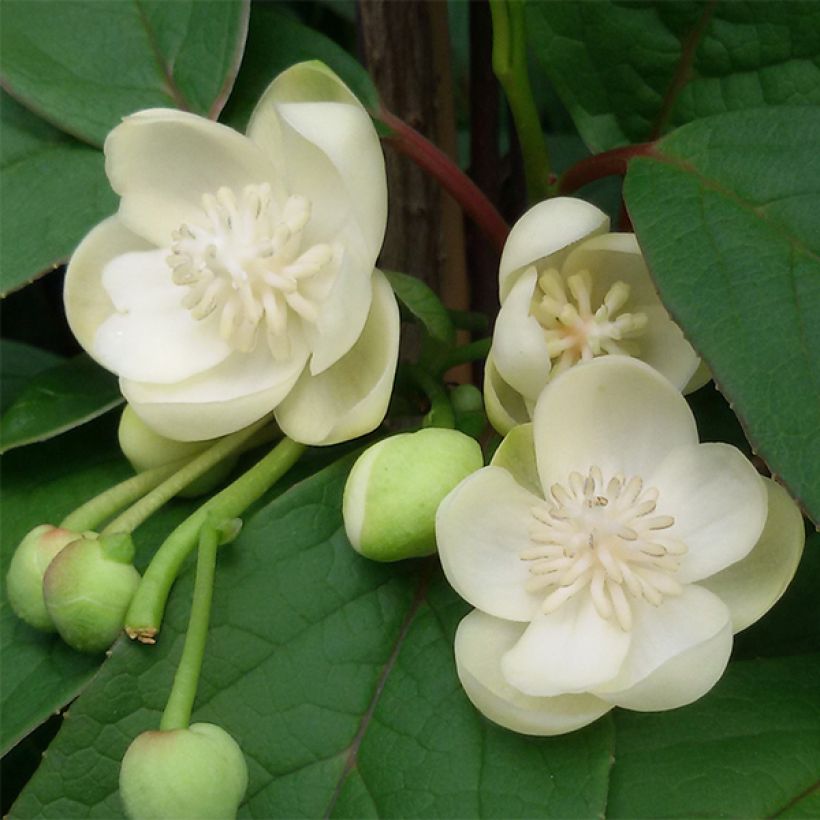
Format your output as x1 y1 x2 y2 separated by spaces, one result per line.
125 437 306 643
408 364 456 430
490 0 551 203
101 418 270 537
433 338 492 376
556 142 656 195
159 519 220 732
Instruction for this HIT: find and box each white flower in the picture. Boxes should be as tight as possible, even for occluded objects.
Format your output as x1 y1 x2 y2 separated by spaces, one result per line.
65 62 399 445
437 357 804 735
485 197 705 434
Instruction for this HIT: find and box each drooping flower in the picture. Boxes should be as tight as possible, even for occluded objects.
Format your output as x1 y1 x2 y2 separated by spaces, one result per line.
65 62 399 446
484 197 705 434
438 357 804 735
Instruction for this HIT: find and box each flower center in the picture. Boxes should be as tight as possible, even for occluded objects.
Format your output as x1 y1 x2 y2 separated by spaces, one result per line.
522 467 687 631
530 268 648 377
166 184 341 358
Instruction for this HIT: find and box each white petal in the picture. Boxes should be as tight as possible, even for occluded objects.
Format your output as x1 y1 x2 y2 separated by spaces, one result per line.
455 610 612 736
122 340 308 442
436 466 544 622
274 270 399 445
593 585 730 700
93 249 231 384
649 443 768 583
489 424 542 498
491 268 552 402
533 357 698 494
499 198 609 301
501 594 631 696
683 359 712 394
702 478 805 633
636 304 700 391
483 354 530 435
105 109 282 247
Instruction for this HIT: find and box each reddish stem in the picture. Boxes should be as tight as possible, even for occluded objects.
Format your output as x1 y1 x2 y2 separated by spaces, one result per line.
380 109 510 254
557 142 656 196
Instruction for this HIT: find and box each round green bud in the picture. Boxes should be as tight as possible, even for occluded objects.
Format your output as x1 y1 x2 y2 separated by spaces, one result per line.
43 532 141 653
6 524 81 631
344 428 483 561
118 405 237 498
120 723 248 820
450 384 487 438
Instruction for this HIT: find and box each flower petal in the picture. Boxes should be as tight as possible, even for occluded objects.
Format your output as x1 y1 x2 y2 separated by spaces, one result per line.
247 62 387 266
490 424 542 498
533 357 698 495
436 466 543 622
483 354 530 435
491 268 552 402
455 610 612 736
636 305 700 392
122 339 308 442
501 594 631 696
702 478 805 633
649 443 768 583
106 109 281 247
593 585 731 703
274 270 399 445
499 197 609 301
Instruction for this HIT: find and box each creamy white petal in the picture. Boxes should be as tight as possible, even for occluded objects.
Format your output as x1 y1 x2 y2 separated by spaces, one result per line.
483 354 530 435
455 610 612 736
636 304 700 392
247 62 387 265
499 198 609 301
649 443 768 583
105 109 282 248
533 357 698 494
274 270 398 446
489 424 542 497
593 585 730 697
501 595 631 697
122 339 308 442
491 268 552 402
683 359 712 394
702 479 805 632
436 466 543 622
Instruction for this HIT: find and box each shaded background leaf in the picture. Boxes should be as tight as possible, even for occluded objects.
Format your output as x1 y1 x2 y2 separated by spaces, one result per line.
0 341 61 414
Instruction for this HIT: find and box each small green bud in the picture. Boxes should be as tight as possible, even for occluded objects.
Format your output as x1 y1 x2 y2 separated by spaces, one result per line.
6 524 81 631
344 428 483 561
43 531 141 653
118 405 237 498
120 723 248 820
450 384 487 438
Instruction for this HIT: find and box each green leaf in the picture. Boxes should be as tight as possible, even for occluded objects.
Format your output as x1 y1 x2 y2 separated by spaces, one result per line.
0 355 123 454
0 0 250 147
526 1 820 152
624 107 820 523
0 341 61 414
384 270 456 345
221 3 378 131
0 94 116 297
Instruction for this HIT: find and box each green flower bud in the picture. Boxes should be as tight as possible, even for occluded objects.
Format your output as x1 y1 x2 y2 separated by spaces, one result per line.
344 428 483 561
118 405 237 498
450 384 487 438
120 723 248 820
43 531 140 653
6 524 81 631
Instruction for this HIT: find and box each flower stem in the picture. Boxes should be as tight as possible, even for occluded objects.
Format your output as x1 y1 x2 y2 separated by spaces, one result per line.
60 461 184 533
490 0 551 203
380 109 509 254
159 520 219 732
125 437 306 643
408 364 455 430
434 338 492 376
556 143 656 195
101 418 270 536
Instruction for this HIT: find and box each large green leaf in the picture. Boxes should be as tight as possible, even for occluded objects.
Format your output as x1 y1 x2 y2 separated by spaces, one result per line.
624 106 820 523
0 94 115 297
0 341 61 414
526 1 820 152
0 355 123 454
0 0 250 147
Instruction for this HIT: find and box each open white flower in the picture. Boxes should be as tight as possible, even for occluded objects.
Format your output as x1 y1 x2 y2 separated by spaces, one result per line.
485 197 705 434
65 61 399 445
438 357 804 735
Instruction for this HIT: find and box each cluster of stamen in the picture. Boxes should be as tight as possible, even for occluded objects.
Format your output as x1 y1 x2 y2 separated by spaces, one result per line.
530 267 648 378
522 467 687 631
166 184 340 358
